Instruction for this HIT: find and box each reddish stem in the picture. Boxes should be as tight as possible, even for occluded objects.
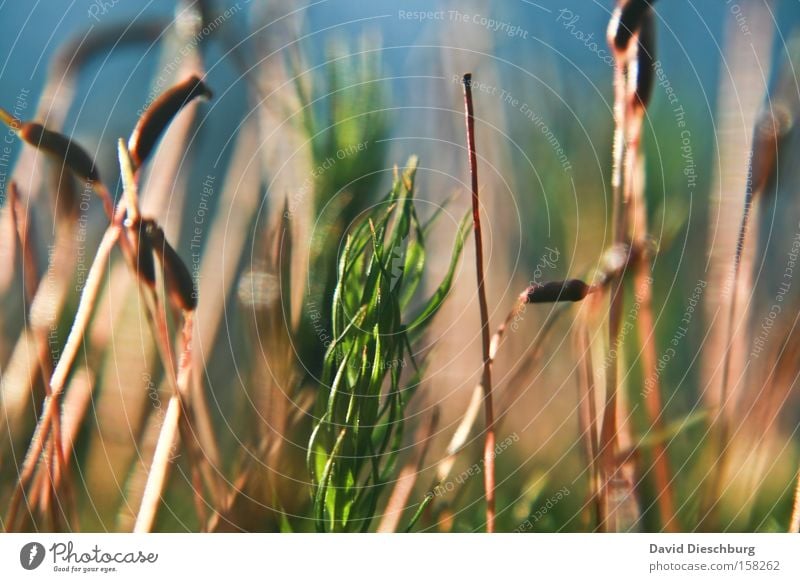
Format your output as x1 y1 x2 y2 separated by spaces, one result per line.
462 73 495 533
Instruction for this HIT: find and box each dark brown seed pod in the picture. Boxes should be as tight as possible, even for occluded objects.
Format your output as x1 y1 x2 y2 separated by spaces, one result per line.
749 104 794 198
132 221 157 288
633 9 656 112
19 122 100 183
611 0 657 53
128 75 213 168
523 279 592 304
142 219 198 311
160 237 197 311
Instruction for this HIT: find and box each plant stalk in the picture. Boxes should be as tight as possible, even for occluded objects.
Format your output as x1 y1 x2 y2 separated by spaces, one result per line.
462 73 495 533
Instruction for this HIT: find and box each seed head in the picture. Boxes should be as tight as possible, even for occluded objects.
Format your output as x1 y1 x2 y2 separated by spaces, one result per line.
131 220 156 288
633 9 656 112
128 75 212 169
141 219 198 311
522 279 593 304
19 122 100 183
749 103 794 198
609 0 657 54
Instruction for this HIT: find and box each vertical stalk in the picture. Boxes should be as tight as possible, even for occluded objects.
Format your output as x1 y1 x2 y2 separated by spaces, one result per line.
633 257 678 530
701 104 788 528
598 37 629 531
576 311 602 528
600 0 660 532
462 73 495 532
625 10 678 530
790 467 800 533
133 394 182 532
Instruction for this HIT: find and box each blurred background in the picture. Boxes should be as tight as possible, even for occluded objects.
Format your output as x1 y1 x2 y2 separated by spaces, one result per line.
2 0 800 532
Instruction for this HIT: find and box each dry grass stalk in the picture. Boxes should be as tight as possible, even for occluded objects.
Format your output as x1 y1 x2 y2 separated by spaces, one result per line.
697 7 775 529
791 469 800 532
5 80 214 528
596 0 666 532
7 182 41 305
117 137 214 529
377 408 439 532
576 307 602 528
0 207 79 460
701 104 793 528
133 394 182 532
0 18 223 533
598 0 640 532
5 223 122 530
132 310 201 531
132 70 223 476
434 294 578 494
462 73 496 532
624 10 678 531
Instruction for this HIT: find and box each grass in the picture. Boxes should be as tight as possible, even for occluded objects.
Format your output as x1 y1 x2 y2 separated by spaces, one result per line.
307 157 470 532
1 1 800 533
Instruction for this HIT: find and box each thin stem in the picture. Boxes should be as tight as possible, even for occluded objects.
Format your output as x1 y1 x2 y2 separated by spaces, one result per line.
8 187 130 530
700 102 786 526
50 224 121 395
627 104 678 529
700 188 753 529
435 299 564 489
377 409 438 533
633 255 678 531
462 73 495 533
173 314 219 516
576 311 602 528
133 312 209 531
5 224 121 529
0 106 19 128
117 140 140 223
8 182 40 303
435 299 522 484
133 394 182 532
790 467 800 532
8 183 73 527
598 46 629 532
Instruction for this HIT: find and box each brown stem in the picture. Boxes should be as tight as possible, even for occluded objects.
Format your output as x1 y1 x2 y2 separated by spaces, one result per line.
7 187 137 530
627 92 677 529
633 256 678 531
8 182 79 530
9 184 62 527
133 312 210 531
790 467 800 532
117 138 217 524
8 182 40 304
576 311 602 528
462 73 495 533
173 314 219 519
597 45 629 532
5 223 121 530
